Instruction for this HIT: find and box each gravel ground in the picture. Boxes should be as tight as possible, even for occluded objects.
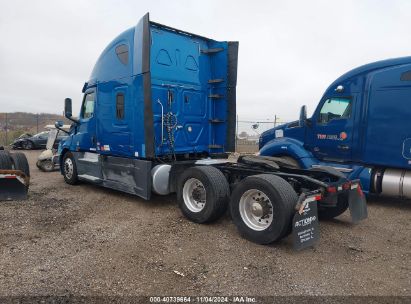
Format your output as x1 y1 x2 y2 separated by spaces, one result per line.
0 150 410 297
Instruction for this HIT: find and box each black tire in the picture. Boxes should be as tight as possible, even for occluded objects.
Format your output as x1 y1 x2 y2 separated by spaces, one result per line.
230 174 298 244
37 160 54 172
318 193 349 220
10 152 30 177
23 141 34 150
0 150 13 170
177 166 230 223
62 152 78 185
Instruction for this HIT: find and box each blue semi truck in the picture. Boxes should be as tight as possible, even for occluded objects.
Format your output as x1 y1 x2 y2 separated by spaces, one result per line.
259 56 411 216
57 14 366 249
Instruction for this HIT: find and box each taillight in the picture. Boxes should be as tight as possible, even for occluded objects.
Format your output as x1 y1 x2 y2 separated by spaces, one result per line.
314 195 322 201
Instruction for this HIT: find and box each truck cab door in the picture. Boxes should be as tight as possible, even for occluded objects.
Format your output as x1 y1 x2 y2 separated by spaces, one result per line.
76 90 97 152
307 96 354 162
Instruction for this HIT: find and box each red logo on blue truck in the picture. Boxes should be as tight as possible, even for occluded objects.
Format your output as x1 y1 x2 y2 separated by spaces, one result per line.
317 132 347 141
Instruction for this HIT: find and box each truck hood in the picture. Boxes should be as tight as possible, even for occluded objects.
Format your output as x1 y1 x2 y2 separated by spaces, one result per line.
259 120 298 149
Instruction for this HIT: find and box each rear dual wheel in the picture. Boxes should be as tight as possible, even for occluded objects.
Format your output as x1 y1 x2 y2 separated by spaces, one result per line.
178 167 298 245
230 174 297 244
177 166 230 223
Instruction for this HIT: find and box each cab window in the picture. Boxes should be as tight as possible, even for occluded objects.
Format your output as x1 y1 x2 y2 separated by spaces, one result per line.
115 44 129 65
81 92 95 119
116 93 125 120
318 98 351 124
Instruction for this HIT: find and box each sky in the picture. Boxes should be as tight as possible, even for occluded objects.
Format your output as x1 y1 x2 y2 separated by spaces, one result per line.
0 0 411 126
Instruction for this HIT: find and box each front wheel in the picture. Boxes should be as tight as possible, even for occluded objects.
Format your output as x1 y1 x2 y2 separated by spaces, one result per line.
230 174 297 244
37 160 55 172
63 153 78 185
177 166 230 223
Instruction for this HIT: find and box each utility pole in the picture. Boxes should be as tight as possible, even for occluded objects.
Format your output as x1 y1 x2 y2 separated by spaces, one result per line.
36 114 39 133
274 115 277 127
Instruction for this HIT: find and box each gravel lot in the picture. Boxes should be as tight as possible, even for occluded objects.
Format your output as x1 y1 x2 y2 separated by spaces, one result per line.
0 150 410 297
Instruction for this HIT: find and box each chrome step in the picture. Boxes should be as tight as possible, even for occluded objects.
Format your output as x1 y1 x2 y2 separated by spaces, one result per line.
78 152 99 163
78 174 101 182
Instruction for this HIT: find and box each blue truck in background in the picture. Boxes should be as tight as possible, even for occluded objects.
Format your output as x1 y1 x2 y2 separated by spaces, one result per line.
259 57 411 212
57 14 366 249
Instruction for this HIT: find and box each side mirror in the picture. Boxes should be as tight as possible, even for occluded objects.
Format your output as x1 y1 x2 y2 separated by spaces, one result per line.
64 98 72 118
54 120 70 134
64 98 79 125
55 120 64 128
299 105 307 127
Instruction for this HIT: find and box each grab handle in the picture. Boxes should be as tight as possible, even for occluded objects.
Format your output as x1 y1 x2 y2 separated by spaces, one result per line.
157 99 164 145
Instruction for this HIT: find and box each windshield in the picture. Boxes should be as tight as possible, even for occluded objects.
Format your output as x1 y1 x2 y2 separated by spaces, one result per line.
46 129 59 150
34 131 49 138
318 98 352 124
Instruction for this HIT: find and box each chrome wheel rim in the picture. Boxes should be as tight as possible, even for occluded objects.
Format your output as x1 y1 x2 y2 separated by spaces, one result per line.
239 189 273 231
183 178 206 213
64 158 73 179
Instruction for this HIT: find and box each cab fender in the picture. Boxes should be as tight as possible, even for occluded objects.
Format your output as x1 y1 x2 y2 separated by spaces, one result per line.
258 137 317 169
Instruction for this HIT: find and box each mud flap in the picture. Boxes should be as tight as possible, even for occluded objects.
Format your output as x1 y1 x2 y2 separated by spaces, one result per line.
0 177 28 200
348 183 368 223
292 195 320 251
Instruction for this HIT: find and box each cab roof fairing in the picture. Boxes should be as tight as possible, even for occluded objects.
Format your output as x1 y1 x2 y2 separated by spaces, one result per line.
87 13 224 89
323 56 411 96
88 27 135 87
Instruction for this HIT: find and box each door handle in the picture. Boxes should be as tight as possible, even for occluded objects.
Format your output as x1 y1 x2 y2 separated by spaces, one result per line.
338 145 350 150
